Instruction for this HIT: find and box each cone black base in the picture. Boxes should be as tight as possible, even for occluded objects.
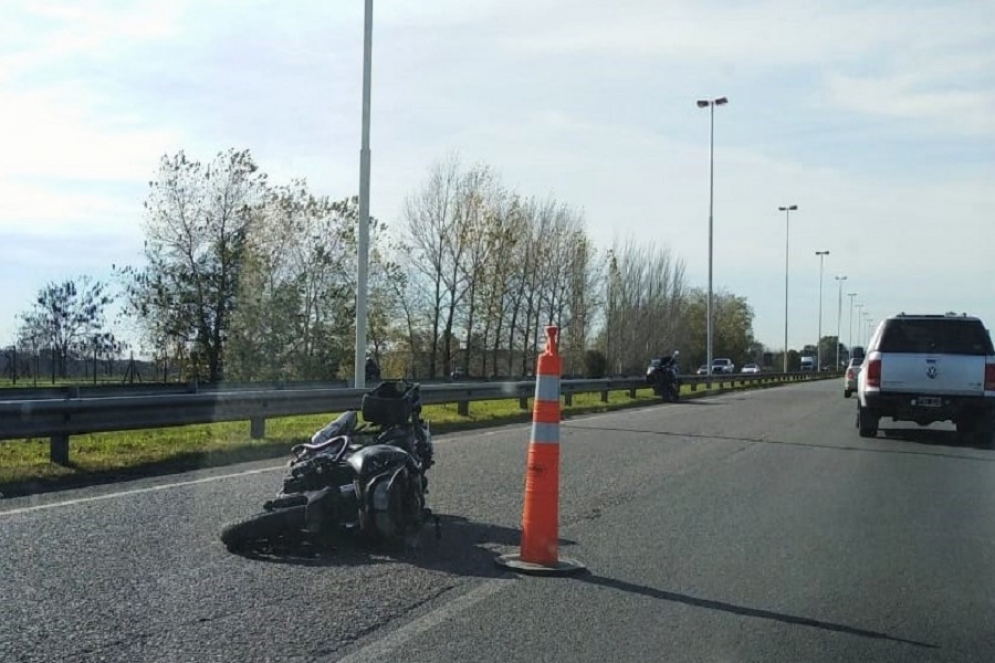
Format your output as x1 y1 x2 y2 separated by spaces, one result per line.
494 553 587 576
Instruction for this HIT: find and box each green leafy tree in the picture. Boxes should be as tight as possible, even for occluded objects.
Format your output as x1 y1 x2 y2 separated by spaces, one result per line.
17 276 115 379
818 335 846 369
584 349 607 378
678 288 756 369
120 149 267 382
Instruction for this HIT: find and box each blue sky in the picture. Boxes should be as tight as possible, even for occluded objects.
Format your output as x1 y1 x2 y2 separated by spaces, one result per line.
2 0 994 355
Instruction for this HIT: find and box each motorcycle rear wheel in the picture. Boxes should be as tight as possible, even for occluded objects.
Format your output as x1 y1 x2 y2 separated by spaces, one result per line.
220 505 307 551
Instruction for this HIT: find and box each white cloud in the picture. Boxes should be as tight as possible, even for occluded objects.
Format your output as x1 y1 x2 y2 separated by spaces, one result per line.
0 84 181 183
494 0 980 65
825 68 995 136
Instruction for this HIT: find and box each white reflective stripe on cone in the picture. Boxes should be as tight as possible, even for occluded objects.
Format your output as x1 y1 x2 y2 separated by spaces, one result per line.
531 421 560 444
535 375 560 402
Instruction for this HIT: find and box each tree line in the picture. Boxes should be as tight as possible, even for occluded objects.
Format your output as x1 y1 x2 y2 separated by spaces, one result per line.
9 148 767 384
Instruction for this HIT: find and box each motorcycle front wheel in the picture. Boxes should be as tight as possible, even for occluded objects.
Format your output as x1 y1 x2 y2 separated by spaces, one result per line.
220 505 307 551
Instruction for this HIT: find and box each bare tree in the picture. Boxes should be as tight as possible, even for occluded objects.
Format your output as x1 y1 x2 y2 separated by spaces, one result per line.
597 237 688 375
404 155 462 378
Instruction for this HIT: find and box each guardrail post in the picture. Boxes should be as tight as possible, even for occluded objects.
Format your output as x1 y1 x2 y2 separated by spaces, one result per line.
50 434 70 465
519 396 529 410
458 400 470 416
628 387 637 398
250 417 266 439
600 390 608 403
564 392 573 407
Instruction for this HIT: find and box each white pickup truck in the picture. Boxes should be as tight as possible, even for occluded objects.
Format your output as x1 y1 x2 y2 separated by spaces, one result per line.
855 313 995 446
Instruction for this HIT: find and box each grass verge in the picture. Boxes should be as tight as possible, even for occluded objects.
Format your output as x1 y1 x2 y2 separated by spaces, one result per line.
0 377 819 497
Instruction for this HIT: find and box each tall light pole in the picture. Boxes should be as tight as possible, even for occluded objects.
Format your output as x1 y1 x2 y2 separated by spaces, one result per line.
779 205 798 372
354 0 374 389
815 250 830 371
847 292 858 356
697 96 728 376
834 275 847 369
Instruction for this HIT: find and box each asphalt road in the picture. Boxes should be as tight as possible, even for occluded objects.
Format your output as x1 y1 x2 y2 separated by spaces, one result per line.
3 380 995 662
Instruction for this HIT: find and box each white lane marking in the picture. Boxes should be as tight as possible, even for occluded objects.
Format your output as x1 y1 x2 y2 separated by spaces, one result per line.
0 466 285 517
331 578 515 663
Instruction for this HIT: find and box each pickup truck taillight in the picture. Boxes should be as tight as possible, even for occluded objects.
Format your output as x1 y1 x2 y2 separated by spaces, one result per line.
866 358 881 388
986 363 995 391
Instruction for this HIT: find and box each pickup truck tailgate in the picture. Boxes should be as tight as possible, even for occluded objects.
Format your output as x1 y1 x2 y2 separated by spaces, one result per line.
880 353 986 396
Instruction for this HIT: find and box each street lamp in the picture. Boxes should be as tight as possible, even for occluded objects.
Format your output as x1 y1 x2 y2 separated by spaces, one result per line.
834 275 847 369
779 205 798 372
815 250 830 371
847 292 858 356
354 0 374 389
697 96 728 376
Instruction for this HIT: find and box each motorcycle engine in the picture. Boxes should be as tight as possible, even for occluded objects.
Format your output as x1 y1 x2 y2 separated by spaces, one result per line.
368 469 422 540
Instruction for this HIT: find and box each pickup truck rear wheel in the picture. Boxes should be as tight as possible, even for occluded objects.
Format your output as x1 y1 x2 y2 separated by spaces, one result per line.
857 404 879 438
972 413 995 449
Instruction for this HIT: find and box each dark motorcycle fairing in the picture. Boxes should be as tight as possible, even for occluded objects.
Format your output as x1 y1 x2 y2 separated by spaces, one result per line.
347 444 413 481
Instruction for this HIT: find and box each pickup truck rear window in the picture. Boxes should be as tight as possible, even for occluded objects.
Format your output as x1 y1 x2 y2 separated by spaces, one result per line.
879 319 994 355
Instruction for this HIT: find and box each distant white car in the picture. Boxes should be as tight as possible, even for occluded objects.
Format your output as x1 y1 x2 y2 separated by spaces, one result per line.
741 363 761 374
843 357 862 398
696 365 709 376
711 358 736 374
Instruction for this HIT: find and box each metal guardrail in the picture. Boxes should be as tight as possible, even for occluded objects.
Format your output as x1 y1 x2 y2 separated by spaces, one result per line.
0 379 352 401
0 371 838 465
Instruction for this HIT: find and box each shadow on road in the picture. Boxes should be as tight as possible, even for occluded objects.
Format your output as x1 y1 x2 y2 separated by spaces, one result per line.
575 573 938 650
226 514 573 579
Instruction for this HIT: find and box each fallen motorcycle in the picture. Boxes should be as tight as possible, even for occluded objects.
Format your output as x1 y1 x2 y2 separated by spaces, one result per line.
220 380 438 552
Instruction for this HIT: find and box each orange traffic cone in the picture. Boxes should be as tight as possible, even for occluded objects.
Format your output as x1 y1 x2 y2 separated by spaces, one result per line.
496 325 586 576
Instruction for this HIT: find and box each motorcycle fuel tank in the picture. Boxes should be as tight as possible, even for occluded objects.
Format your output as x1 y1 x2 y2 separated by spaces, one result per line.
346 444 411 480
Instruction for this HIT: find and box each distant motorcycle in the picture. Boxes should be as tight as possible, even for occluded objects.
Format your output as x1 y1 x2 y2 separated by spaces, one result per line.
646 354 681 403
220 380 437 552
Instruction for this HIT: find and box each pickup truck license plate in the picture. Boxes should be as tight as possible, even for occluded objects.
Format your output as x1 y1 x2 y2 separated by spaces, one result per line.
917 396 942 408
